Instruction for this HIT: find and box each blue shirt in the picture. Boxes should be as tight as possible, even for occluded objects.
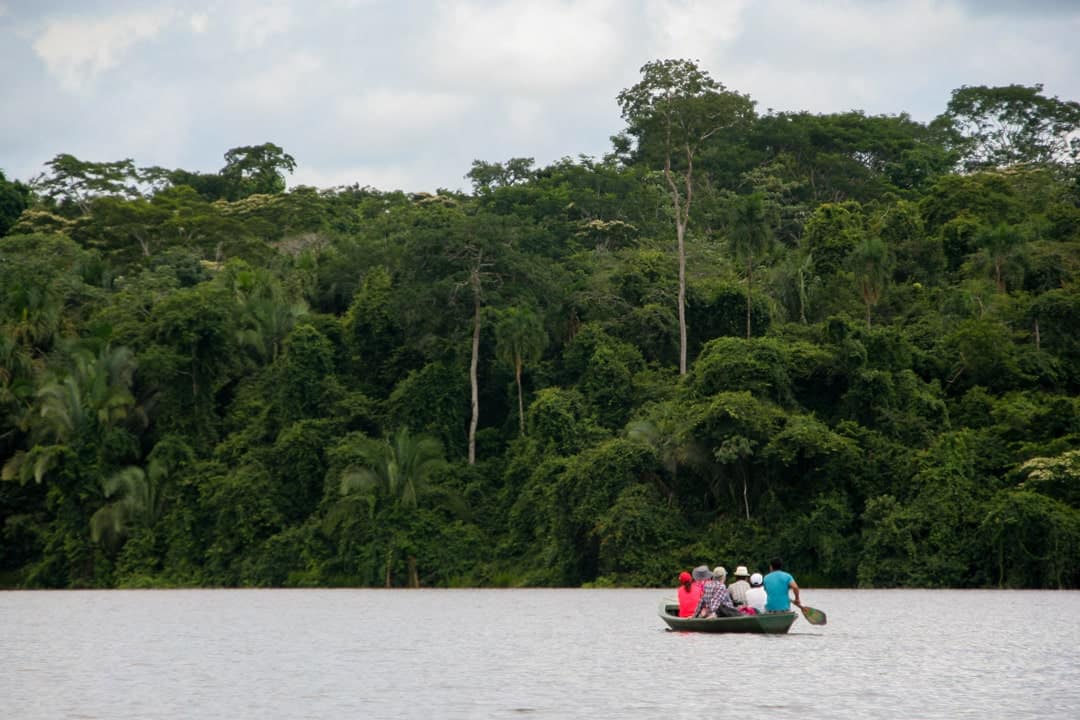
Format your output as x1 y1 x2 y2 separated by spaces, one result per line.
763 570 794 611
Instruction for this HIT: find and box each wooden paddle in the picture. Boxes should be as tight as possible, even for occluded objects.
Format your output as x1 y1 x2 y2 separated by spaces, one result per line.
797 604 827 625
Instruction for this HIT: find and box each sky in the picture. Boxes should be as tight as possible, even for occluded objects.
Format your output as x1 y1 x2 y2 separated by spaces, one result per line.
2 0 1079 193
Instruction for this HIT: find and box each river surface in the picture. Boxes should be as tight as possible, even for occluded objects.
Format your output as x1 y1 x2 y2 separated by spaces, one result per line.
2 588 1078 719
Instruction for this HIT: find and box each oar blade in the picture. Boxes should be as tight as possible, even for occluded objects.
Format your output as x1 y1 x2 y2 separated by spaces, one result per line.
800 605 827 625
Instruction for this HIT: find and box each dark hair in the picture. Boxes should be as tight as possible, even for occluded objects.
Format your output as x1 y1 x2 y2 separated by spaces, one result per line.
769 557 783 570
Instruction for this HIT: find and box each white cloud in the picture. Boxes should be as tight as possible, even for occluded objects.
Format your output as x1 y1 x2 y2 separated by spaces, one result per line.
32 9 177 92
232 51 324 110
6 0 1080 194
328 0 377 8
642 0 749 64
719 0 1074 119
189 13 209 34
424 0 626 95
231 1 293 50
771 0 967 59
115 90 194 166
334 90 474 147
505 97 544 135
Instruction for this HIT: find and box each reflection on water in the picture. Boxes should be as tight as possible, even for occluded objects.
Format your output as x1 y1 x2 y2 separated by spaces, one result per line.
2 588 1079 719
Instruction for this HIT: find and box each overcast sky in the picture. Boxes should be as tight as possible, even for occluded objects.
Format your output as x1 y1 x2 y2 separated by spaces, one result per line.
2 0 1079 193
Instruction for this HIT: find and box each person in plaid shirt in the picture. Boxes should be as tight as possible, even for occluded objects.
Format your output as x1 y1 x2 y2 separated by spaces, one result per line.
692 566 740 618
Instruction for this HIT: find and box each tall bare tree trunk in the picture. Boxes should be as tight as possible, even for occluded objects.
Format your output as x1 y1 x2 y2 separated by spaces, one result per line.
746 255 753 340
677 221 687 375
468 267 481 465
515 358 525 436
665 148 693 376
742 471 750 520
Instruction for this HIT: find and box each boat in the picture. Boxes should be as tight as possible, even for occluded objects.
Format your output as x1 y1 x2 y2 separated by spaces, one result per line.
657 600 797 633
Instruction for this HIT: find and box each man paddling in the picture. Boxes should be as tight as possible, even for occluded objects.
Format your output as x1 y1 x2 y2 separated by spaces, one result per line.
763 557 803 613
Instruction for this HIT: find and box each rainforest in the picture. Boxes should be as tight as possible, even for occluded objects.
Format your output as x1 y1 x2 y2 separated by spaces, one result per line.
1 61 1078 590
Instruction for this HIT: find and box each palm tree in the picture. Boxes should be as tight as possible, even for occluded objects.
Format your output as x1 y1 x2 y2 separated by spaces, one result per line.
977 222 1023 292
494 307 548 436
0 332 35 429
236 295 308 363
341 427 449 509
90 436 191 545
627 401 707 503
230 267 308 363
853 235 891 329
339 428 458 587
2 278 64 356
3 344 139 484
2 344 141 585
729 193 773 339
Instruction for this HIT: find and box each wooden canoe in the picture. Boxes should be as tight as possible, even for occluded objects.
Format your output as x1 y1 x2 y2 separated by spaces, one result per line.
657 601 796 634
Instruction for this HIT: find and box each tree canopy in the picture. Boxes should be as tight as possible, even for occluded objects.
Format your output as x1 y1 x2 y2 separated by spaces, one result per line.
1 65 1078 590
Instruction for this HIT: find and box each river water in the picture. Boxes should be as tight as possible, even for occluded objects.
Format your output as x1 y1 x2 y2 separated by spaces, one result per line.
2 588 1078 719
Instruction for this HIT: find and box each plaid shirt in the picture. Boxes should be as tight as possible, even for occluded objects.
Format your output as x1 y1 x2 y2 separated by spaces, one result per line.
693 580 735 616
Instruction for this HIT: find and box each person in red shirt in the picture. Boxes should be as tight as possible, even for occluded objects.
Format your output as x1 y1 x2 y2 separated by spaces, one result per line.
676 570 703 617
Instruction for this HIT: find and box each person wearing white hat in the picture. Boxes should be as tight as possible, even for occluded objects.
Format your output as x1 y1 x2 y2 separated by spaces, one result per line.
728 565 751 607
745 572 766 613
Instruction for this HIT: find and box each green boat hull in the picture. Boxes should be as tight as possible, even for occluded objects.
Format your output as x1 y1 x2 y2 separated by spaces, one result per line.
658 602 796 634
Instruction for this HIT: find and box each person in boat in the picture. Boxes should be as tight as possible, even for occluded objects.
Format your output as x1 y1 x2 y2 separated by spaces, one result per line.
693 566 741 618
727 565 751 607
676 570 703 617
763 557 803 613
745 572 767 614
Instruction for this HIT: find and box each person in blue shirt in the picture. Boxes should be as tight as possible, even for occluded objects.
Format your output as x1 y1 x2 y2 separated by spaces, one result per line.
763 557 803 613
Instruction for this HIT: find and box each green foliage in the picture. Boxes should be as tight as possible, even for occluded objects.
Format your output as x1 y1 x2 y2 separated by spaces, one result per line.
387 362 469 459
938 318 1030 393
852 234 892 328
593 484 689 585
494 306 547 435
938 84 1080 171
802 201 865 278
32 154 139 215
616 59 755 169
339 427 450 511
981 489 1080 588
525 387 598 456
921 172 1019 236
272 325 335 425
342 266 406 393
3 73 1079 589
219 143 297 200
1017 449 1080 507
729 192 774 338
0 170 31 237
139 283 236 442
688 337 798 405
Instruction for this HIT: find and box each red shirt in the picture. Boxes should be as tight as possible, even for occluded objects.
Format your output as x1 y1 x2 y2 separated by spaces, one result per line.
677 582 704 617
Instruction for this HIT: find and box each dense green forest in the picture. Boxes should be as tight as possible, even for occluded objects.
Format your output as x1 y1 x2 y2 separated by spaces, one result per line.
2 61 1079 590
